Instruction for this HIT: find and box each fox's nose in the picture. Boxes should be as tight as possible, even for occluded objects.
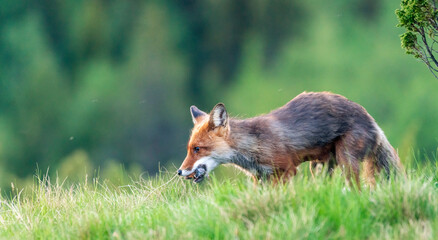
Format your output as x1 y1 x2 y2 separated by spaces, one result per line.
177 169 182 176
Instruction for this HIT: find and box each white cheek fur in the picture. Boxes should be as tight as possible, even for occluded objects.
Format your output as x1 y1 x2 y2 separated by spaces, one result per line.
193 156 220 175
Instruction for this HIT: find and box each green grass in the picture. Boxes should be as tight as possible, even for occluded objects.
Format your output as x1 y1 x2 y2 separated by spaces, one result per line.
0 162 437 239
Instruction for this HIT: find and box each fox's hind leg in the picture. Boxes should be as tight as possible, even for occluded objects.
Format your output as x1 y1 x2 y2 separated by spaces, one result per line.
335 138 362 191
363 157 376 189
309 154 337 179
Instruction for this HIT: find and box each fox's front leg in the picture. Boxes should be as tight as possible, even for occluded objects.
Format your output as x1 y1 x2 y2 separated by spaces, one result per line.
270 167 297 184
309 161 319 179
251 175 259 186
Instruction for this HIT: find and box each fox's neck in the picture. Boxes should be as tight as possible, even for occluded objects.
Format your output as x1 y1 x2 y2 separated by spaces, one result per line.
228 118 262 151
225 118 274 177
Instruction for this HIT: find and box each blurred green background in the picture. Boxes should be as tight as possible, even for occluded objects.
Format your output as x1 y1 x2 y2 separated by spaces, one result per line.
0 0 437 189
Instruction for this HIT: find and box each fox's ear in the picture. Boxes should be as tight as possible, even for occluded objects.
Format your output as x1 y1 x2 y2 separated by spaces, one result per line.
190 105 207 124
209 103 228 129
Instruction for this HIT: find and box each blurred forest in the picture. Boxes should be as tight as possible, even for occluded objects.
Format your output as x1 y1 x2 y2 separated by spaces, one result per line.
0 0 437 189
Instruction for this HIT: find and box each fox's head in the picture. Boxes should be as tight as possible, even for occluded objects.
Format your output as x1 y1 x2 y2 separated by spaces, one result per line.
177 103 234 182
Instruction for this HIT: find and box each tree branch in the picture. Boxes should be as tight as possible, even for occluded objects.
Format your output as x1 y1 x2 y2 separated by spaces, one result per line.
420 27 438 68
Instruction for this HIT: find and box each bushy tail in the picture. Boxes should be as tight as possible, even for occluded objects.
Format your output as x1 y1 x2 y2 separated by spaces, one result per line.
373 127 404 179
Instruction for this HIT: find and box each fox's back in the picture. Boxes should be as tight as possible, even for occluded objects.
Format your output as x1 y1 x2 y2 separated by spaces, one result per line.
268 92 378 150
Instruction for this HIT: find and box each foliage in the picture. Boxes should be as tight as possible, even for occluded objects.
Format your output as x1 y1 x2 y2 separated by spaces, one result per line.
0 0 437 189
396 0 438 78
0 162 437 239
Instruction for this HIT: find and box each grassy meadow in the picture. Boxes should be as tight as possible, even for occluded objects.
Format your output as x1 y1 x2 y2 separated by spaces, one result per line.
1 1 437 239
0 158 437 240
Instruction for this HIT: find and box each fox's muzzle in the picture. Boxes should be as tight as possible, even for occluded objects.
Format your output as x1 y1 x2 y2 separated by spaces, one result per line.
177 167 194 177
177 164 207 183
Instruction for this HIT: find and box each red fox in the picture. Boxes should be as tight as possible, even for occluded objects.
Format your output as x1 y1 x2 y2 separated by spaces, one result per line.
177 92 402 187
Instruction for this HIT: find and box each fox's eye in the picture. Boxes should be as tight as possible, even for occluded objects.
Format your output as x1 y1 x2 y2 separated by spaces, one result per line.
193 147 200 153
